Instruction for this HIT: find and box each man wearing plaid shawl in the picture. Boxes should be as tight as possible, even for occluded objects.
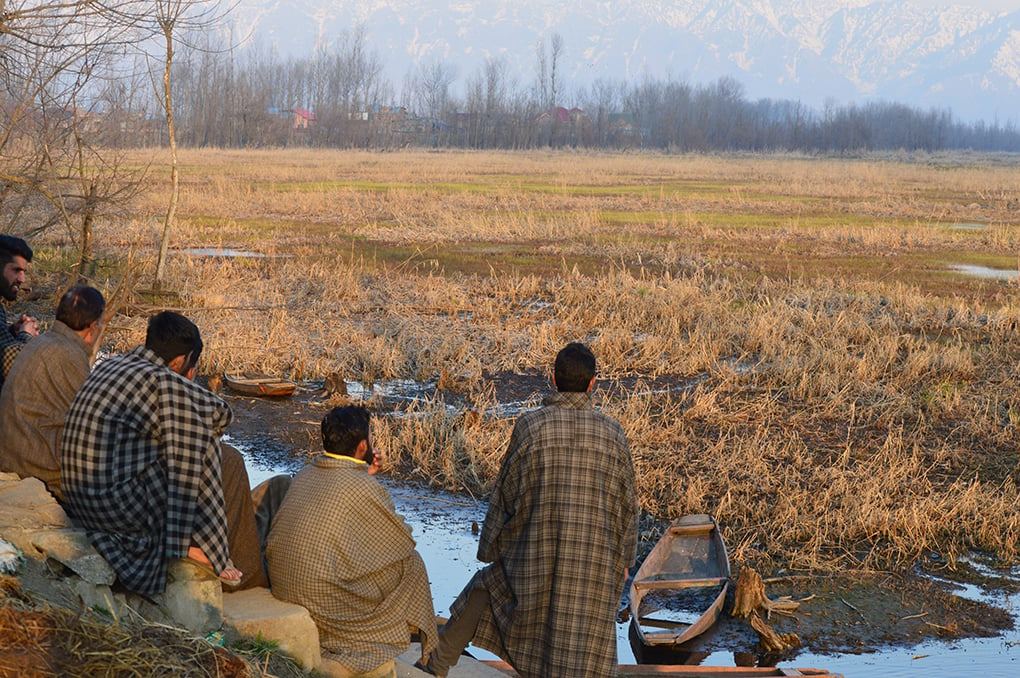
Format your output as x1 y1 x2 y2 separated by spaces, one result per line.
267 405 438 678
423 343 639 678
0 234 39 391
61 311 243 596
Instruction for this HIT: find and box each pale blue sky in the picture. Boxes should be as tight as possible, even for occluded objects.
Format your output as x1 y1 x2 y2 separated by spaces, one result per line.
914 0 1017 9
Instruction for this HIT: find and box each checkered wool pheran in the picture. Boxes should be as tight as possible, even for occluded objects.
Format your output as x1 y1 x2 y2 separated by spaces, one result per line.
61 346 233 596
449 390 638 677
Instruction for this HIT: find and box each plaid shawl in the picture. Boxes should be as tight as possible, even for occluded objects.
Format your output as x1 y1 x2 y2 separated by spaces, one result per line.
61 346 233 596
0 303 31 389
267 455 438 673
450 390 638 678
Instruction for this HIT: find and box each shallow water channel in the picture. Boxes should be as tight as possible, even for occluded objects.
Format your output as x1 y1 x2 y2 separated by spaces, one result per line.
233 438 1020 677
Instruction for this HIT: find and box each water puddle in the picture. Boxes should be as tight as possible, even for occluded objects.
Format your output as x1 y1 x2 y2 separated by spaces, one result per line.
947 223 989 231
948 263 1017 280
186 247 293 258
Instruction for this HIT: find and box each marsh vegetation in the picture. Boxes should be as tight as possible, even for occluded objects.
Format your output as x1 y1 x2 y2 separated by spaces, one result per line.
27 149 1020 581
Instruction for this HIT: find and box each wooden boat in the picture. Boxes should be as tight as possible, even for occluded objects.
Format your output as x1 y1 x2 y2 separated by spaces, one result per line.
481 661 841 677
223 373 297 397
629 514 731 647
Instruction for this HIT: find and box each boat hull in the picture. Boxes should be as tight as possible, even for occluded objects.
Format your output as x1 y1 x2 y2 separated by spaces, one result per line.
223 374 297 397
629 514 731 647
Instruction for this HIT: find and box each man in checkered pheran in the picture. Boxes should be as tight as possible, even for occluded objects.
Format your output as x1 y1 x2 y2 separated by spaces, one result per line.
422 342 639 678
61 311 250 595
267 405 438 678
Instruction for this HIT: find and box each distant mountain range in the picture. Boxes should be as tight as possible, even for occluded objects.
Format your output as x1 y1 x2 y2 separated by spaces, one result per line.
228 0 1020 123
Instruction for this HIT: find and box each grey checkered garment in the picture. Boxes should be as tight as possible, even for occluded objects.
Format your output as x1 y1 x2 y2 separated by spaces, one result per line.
449 390 638 678
61 346 233 596
0 304 31 389
267 455 438 673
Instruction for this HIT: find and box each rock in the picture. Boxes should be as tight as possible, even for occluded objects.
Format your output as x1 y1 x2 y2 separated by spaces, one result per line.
31 528 115 586
222 587 321 670
163 558 224 635
319 657 395 677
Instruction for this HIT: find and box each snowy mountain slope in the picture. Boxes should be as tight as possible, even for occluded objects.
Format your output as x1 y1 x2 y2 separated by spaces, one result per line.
227 0 1019 122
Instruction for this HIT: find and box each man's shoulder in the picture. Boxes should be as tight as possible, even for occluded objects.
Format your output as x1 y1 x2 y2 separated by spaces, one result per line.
24 324 87 356
525 395 623 428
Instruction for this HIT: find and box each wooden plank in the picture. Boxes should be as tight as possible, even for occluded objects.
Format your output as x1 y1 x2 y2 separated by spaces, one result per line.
634 577 730 591
477 662 841 677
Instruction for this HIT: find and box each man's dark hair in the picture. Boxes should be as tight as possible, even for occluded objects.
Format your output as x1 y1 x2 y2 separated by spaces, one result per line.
321 405 371 456
554 342 597 392
56 286 106 331
0 234 32 267
145 311 203 370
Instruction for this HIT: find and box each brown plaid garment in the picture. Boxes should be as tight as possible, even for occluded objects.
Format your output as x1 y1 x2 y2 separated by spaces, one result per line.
267 455 437 674
0 321 92 501
449 390 638 677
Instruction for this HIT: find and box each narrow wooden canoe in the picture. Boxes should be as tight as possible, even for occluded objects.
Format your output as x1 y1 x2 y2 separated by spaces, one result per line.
223 373 297 397
629 514 731 647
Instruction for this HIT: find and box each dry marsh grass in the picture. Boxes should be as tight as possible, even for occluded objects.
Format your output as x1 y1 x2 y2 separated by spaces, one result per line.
31 148 1020 575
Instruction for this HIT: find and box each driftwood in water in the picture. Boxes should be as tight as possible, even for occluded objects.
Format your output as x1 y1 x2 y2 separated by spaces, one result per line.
733 565 802 653
749 610 802 653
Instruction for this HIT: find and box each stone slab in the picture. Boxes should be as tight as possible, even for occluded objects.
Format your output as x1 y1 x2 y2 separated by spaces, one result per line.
222 587 320 670
31 528 115 585
0 478 73 558
164 558 223 635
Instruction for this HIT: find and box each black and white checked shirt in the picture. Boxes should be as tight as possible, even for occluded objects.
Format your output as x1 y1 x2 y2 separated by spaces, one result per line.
61 346 234 596
0 303 31 388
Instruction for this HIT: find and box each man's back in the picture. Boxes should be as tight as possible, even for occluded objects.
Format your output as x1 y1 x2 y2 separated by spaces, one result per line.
267 455 437 674
0 322 91 501
61 345 233 596
476 389 638 677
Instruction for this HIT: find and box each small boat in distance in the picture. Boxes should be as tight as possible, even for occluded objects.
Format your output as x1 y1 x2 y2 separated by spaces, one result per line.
223 373 297 397
629 514 731 647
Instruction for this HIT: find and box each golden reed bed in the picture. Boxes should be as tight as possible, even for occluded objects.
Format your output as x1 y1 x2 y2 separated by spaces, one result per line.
28 148 1020 576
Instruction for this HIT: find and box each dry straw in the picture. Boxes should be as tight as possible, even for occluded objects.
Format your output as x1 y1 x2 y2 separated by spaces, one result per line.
38 148 1020 576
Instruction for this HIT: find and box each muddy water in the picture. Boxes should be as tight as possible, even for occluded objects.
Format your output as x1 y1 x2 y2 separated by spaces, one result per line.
233 440 1020 677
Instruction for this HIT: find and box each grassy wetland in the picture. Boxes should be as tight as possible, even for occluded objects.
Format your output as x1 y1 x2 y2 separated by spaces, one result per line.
32 149 1020 582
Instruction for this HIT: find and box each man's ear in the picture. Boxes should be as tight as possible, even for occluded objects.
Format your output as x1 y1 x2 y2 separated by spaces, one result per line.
167 354 190 376
354 438 369 461
586 376 595 393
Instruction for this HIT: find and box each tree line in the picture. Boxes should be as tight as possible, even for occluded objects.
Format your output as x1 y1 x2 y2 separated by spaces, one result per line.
104 27 1020 153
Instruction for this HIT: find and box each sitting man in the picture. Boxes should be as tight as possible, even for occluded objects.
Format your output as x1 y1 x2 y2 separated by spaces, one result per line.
61 311 265 595
267 405 437 678
0 285 105 502
421 342 638 678
0 234 39 390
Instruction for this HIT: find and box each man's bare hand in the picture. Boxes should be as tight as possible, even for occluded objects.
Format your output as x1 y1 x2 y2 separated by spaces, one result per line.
13 314 38 336
368 448 384 475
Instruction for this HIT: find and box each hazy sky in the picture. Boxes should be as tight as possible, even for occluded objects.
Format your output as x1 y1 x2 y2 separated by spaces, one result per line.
912 0 1017 9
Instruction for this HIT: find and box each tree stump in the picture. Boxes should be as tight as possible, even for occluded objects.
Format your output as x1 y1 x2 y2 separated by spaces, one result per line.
732 565 802 653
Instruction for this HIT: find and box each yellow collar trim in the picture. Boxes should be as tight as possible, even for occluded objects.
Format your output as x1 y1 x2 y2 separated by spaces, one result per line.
322 451 367 465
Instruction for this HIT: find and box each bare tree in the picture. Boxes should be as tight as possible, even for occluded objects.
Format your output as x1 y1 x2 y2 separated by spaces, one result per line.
1 0 149 278
135 0 234 286
549 33 564 109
